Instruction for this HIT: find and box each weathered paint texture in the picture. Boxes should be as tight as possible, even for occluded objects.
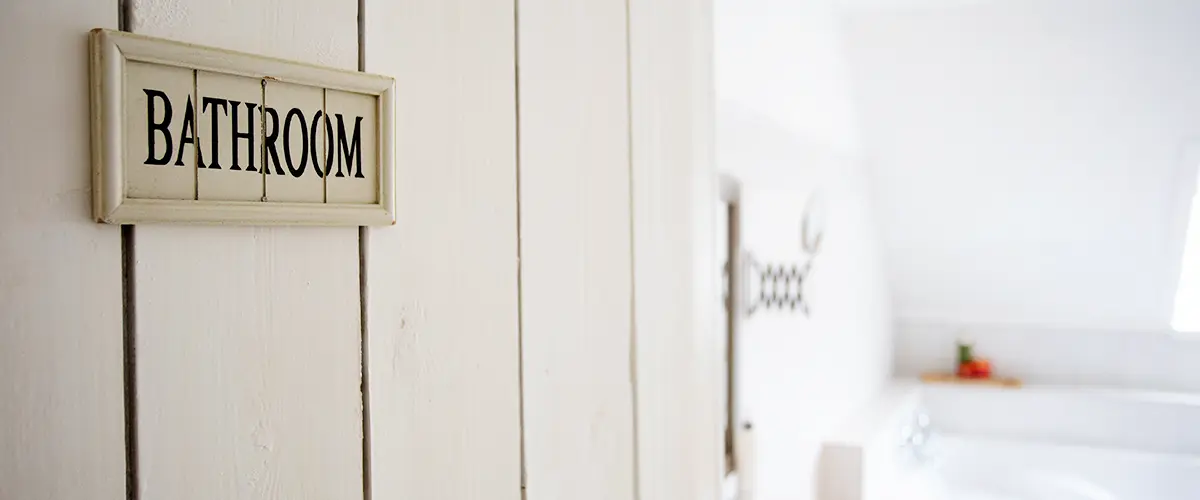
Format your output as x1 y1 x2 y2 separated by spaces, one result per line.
630 0 723 498
363 0 523 498
0 0 720 498
0 0 124 498
128 0 364 497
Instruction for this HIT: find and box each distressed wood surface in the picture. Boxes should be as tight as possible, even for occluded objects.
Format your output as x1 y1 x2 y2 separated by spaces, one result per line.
684 5 722 498
517 1 637 499
628 0 722 498
91 28 396 225
363 0 523 498
0 1 124 498
129 0 364 497
690 3 724 495
134 227 362 498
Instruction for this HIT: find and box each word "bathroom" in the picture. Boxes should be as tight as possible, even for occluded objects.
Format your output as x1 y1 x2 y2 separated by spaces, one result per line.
141 88 367 179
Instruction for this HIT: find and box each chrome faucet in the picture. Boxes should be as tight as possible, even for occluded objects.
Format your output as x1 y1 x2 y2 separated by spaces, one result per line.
898 407 936 464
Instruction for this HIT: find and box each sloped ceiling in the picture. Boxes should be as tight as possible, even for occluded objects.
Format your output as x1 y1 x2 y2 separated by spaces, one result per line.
840 0 1200 329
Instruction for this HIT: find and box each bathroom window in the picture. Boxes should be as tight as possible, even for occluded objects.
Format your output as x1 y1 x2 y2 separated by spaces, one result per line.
1173 170 1200 332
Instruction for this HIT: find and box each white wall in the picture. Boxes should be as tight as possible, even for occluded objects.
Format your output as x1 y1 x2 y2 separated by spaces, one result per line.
895 323 1200 392
716 0 861 172
0 0 720 498
0 1 123 498
842 0 1200 330
128 2 365 496
715 1 895 499
630 0 724 498
840 0 1200 393
732 185 893 500
517 1 636 497
364 1 523 498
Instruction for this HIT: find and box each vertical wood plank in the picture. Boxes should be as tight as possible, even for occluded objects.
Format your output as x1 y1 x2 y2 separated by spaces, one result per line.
128 0 363 497
363 0 523 498
0 1 124 498
628 0 722 499
517 1 636 499
689 2 723 496
134 227 362 498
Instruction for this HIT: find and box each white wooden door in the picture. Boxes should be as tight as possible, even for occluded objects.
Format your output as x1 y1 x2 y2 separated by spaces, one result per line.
363 0 524 498
0 0 718 498
0 1 124 498
126 1 363 497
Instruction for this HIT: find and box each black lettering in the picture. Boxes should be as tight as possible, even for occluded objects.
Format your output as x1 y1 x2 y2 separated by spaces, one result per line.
335 114 364 178
174 95 197 167
143 89 173 166
283 108 308 178
264 107 284 175
309 110 324 178
229 101 258 172
200 97 229 169
323 116 335 177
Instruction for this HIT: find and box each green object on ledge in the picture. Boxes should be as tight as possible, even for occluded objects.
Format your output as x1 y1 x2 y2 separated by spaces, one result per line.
957 342 974 366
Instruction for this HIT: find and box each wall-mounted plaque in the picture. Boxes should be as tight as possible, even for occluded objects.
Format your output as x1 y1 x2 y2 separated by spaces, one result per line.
89 29 396 225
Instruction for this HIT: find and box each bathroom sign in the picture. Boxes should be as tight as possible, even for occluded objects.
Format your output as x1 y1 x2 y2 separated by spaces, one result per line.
89 29 395 225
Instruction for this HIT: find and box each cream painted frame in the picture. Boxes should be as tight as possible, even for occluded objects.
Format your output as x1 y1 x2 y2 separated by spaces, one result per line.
89 28 396 225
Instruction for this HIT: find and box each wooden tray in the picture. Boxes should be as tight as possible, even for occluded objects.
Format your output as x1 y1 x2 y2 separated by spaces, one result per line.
920 372 1022 388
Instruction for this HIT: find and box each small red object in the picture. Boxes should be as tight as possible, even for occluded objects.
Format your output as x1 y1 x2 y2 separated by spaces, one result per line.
973 359 992 378
957 359 993 379
957 362 974 378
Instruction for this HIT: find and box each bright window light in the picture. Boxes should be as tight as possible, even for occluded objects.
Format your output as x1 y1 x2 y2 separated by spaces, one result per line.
1173 174 1200 332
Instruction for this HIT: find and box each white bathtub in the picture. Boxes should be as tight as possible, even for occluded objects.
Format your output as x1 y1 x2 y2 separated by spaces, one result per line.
820 383 1200 500
892 434 1200 500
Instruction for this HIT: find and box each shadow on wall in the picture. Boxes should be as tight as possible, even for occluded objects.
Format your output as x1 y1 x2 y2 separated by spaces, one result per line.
718 100 894 500
717 99 849 189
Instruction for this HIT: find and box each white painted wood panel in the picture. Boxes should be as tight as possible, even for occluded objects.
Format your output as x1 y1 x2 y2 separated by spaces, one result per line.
0 1 124 498
628 0 723 499
517 1 636 499
129 0 357 69
134 227 362 499
688 3 724 497
128 0 363 497
363 0 523 498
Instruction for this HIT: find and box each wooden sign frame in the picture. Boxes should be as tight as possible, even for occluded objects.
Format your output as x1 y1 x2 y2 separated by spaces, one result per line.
89 29 396 225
